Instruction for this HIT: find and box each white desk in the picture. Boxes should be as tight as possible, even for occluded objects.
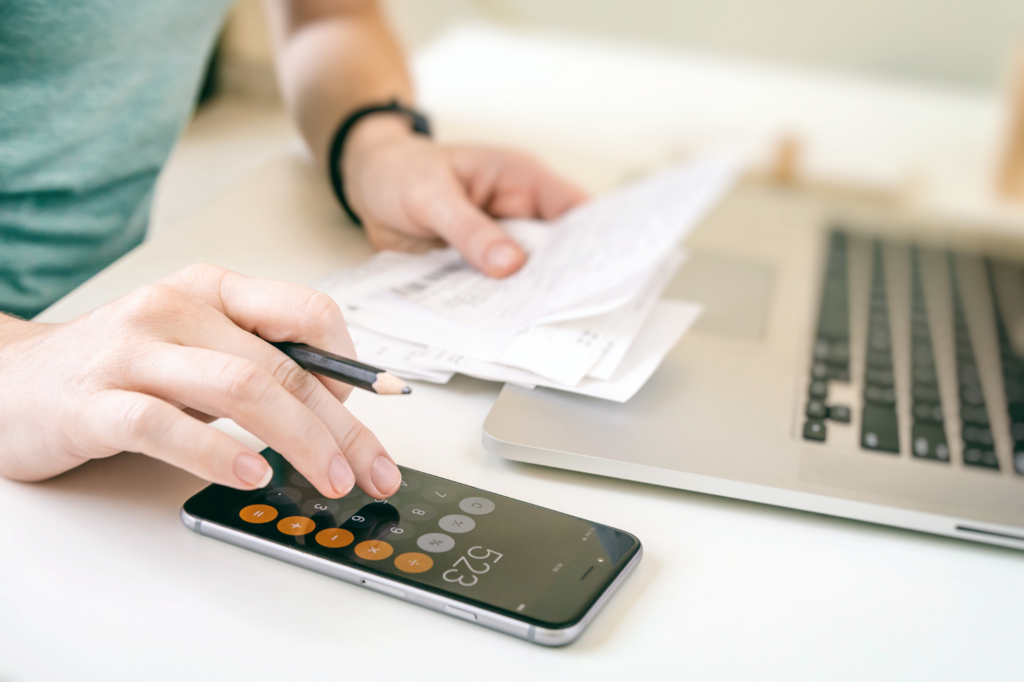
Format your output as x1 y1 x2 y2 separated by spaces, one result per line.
4 28 1024 681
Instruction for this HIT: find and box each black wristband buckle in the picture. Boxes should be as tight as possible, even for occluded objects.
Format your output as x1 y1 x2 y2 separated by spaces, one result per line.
328 100 432 227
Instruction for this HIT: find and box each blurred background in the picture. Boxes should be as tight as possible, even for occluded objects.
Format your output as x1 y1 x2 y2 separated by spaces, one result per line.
152 0 1024 234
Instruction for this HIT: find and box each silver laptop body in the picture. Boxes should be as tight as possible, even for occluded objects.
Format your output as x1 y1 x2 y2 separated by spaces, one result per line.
483 181 1024 550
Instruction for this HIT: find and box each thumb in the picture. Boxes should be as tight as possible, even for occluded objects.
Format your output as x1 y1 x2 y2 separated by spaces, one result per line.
413 183 525 278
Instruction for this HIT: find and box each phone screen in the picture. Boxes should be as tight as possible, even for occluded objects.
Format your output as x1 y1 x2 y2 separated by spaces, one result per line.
184 448 640 629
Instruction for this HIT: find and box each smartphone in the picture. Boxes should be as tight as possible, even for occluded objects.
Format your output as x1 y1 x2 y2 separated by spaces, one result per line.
182 448 642 646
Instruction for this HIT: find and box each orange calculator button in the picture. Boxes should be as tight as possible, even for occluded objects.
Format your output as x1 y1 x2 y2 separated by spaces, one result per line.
315 528 354 548
394 552 433 574
239 504 278 524
277 516 316 536
354 540 393 560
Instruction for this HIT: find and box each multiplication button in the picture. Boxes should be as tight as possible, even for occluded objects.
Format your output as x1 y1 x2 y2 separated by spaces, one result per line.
459 497 495 515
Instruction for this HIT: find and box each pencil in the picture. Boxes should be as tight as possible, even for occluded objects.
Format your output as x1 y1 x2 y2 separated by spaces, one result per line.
271 341 411 395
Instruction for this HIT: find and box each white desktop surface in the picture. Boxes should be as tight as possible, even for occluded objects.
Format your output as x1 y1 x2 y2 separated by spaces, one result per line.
3 27 1024 681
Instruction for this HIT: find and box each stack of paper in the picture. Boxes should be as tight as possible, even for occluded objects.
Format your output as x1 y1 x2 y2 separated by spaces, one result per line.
316 153 738 402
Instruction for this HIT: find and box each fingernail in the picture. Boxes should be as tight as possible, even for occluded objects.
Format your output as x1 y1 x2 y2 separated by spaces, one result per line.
329 455 354 496
371 456 402 495
234 453 272 488
485 242 521 274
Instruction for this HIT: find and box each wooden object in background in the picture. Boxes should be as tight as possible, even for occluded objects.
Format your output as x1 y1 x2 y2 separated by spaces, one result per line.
1000 44 1024 201
771 133 801 185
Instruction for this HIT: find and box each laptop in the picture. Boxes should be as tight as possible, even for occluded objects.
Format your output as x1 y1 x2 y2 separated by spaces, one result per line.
482 180 1024 550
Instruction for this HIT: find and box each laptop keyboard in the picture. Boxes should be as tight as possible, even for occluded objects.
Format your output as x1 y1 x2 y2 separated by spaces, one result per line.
949 255 998 469
802 231 1024 475
862 242 899 453
989 261 1024 474
910 248 948 462
802 233 850 443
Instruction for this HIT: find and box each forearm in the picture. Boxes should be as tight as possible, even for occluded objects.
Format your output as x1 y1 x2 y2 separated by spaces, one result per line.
265 0 414 167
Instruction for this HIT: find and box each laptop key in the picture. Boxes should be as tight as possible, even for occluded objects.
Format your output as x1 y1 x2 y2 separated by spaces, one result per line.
865 368 894 387
827 405 851 422
808 380 828 400
803 419 827 442
862 404 899 453
806 400 827 419
912 384 941 403
911 423 949 462
864 385 896 406
912 402 944 424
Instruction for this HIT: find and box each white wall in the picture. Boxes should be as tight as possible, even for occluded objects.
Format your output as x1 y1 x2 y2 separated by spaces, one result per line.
385 0 1024 91
220 0 1024 97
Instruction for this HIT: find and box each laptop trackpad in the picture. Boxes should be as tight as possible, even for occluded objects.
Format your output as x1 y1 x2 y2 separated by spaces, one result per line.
662 252 773 340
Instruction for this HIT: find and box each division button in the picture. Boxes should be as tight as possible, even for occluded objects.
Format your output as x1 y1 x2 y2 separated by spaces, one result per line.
417 533 455 553
354 540 394 560
459 497 496 515
315 528 354 548
438 515 476 534
277 516 316 536
395 552 434 574
239 504 278 524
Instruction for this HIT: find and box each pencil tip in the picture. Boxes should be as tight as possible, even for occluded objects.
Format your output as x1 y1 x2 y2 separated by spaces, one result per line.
372 371 412 395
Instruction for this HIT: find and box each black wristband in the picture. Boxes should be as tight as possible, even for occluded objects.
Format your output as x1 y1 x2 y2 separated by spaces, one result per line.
328 100 432 227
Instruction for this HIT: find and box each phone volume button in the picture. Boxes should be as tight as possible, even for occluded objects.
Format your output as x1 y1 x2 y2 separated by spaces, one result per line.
360 579 405 599
444 605 478 622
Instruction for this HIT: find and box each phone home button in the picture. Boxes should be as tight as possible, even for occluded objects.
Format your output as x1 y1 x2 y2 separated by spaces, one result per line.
444 605 477 622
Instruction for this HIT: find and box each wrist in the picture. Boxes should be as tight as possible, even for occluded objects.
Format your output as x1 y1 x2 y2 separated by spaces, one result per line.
341 114 416 188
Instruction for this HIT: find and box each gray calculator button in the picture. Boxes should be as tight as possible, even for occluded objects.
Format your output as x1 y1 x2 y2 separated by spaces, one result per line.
302 499 340 517
459 497 495 515
438 514 476 534
265 487 302 505
417 533 455 553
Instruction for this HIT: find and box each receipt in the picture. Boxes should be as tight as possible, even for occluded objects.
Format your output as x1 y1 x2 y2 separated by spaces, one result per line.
315 153 733 400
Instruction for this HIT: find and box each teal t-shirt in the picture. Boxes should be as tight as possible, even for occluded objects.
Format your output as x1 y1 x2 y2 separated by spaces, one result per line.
0 0 234 319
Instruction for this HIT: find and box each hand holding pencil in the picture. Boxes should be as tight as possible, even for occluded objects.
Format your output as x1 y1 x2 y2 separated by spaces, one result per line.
0 265 404 502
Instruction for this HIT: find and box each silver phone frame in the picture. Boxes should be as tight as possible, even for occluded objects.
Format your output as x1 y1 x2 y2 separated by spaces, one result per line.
181 508 642 646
